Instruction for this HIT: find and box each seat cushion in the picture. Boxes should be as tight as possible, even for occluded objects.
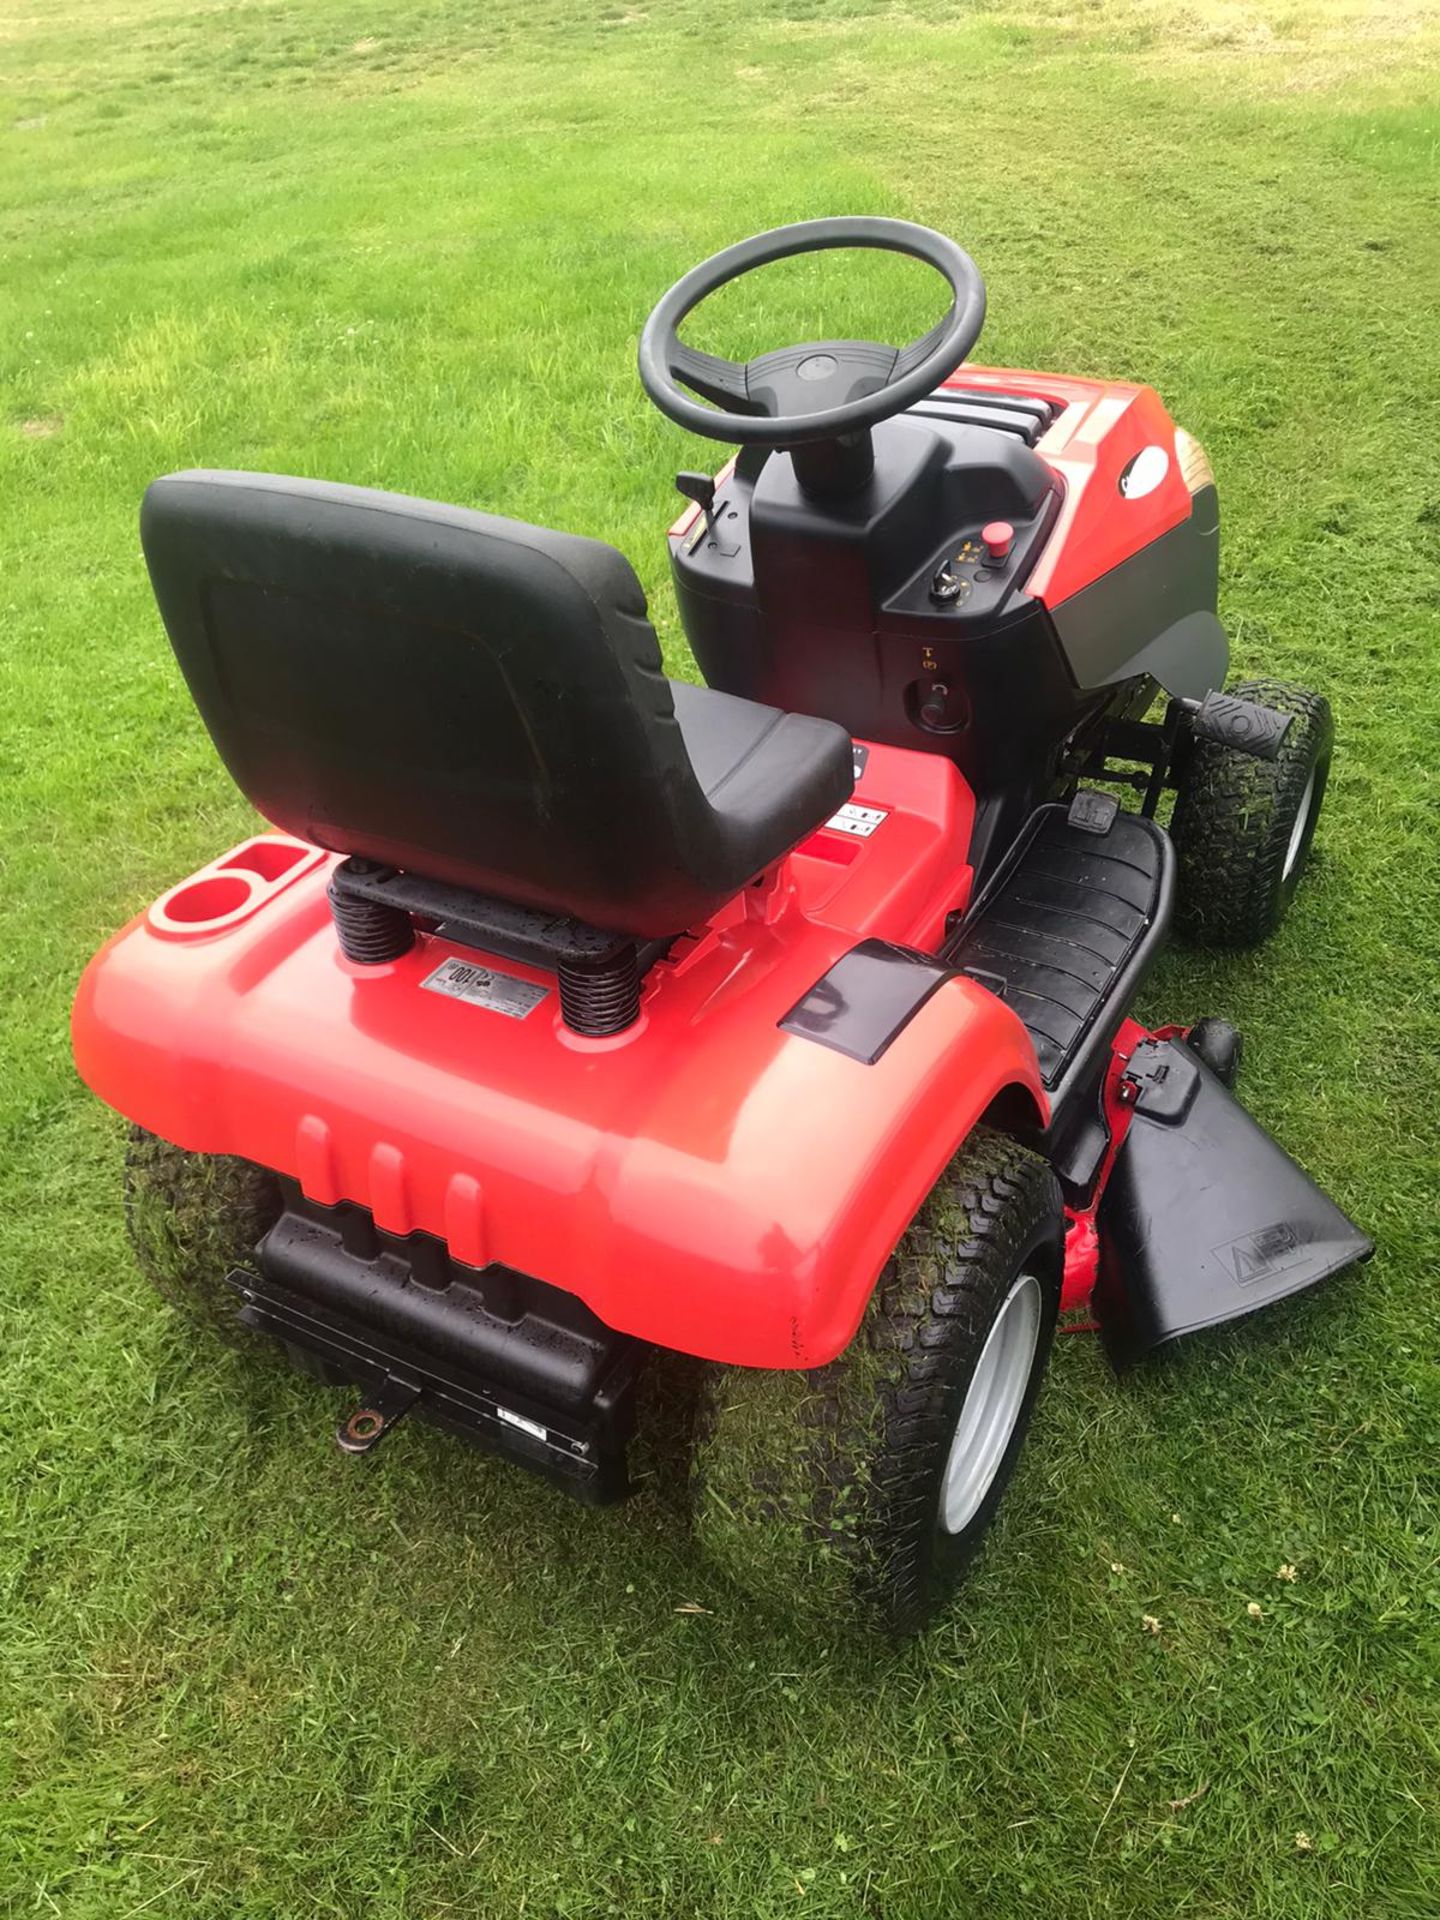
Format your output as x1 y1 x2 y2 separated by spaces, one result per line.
670 680 853 869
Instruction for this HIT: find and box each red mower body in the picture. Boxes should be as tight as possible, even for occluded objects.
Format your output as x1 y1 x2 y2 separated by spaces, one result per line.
73 743 1047 1370
71 368 1235 1368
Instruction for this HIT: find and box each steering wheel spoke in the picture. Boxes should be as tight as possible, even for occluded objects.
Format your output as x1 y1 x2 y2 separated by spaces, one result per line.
670 342 761 414
745 340 900 420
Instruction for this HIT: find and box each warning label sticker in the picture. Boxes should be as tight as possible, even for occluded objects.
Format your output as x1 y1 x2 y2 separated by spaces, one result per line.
825 801 888 839
1213 1220 1305 1288
421 956 548 1020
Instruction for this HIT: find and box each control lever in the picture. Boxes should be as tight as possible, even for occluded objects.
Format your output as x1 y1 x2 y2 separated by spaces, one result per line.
1182 691 1293 761
675 470 718 539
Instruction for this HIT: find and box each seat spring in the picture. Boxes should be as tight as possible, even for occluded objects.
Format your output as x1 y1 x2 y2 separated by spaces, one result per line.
558 948 641 1036
329 882 415 964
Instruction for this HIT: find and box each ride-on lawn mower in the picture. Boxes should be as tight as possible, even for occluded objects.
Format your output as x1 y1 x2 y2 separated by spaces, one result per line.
74 219 1371 1635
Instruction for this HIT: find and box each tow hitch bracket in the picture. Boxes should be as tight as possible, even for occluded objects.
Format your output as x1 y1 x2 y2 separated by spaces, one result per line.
336 1375 421 1455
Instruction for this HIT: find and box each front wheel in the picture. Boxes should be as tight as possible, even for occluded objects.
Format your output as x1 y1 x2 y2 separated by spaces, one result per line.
691 1129 1064 1637
1170 678 1333 947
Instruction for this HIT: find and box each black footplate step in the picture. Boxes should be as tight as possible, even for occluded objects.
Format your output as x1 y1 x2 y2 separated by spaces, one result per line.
944 801 1173 1106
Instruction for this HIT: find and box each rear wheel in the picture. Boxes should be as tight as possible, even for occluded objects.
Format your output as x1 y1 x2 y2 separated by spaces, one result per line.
123 1124 281 1343
691 1129 1064 1637
1170 678 1333 946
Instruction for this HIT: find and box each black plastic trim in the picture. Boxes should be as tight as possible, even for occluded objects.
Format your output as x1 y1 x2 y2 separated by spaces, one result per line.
905 386 1063 446
1050 485 1226 698
1095 1039 1374 1360
779 937 956 1064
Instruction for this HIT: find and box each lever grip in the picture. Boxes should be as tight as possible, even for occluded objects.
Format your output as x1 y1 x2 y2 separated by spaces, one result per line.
675 470 717 515
1190 691 1293 761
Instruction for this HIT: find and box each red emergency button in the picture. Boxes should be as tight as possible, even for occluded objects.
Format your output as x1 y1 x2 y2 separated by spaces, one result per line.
982 520 1014 563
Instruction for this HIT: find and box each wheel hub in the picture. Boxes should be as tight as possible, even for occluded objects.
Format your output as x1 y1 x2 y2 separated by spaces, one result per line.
1283 766 1318 882
939 1272 1043 1535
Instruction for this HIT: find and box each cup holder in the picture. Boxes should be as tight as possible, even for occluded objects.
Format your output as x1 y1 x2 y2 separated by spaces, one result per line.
148 835 324 939
221 840 309 883
162 872 259 925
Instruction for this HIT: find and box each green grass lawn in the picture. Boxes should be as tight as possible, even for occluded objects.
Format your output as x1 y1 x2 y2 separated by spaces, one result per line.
3 0 1438 1912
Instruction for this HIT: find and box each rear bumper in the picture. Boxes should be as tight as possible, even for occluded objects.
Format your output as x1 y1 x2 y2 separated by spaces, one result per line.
236 1186 644 1503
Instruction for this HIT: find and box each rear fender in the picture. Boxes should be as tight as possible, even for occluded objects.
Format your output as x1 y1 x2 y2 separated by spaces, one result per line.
635 974 1049 1369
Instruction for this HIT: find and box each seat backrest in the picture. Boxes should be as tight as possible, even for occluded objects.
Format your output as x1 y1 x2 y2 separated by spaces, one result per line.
141 471 732 936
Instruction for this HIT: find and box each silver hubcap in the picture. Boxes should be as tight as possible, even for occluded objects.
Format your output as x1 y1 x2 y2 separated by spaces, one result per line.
939 1273 1043 1535
1282 767 1318 883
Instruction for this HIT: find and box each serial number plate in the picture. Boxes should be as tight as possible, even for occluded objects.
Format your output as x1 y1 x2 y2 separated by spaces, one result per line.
496 1404 549 1443
825 801 888 839
421 956 548 1019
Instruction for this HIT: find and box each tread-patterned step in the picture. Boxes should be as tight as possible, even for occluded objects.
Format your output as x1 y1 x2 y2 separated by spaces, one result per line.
945 806 1171 1091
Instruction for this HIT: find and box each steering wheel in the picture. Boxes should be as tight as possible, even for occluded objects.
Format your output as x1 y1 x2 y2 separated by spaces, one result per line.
637 216 986 449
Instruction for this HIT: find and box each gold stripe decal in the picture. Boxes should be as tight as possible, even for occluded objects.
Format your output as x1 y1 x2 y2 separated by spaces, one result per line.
1174 427 1215 494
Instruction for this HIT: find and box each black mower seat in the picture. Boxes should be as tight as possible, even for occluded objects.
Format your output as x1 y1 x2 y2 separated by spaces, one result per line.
141 471 854 939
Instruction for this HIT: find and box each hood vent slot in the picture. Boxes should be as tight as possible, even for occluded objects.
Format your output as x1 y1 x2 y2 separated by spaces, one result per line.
907 385 1063 447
